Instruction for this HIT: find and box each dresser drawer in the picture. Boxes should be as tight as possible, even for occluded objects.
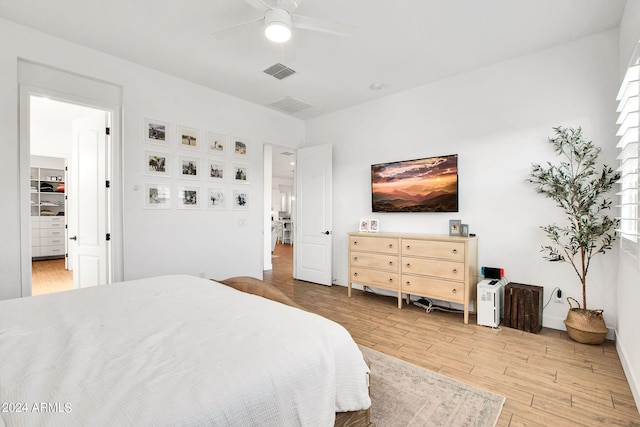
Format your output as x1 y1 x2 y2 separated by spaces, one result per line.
350 267 399 291
39 217 65 229
402 239 465 261
402 275 464 303
40 245 65 257
350 236 398 254
41 228 65 238
350 252 398 272
402 257 465 281
41 236 65 246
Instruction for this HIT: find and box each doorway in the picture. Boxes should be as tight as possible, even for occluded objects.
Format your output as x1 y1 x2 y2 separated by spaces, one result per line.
27 95 111 295
264 144 296 279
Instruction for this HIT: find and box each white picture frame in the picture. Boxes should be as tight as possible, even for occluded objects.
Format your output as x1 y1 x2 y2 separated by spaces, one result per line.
359 218 370 232
143 150 171 177
178 155 200 179
144 118 170 145
178 185 200 209
369 219 379 232
207 158 226 181
207 188 227 210
177 125 201 151
449 219 462 236
206 131 228 155
144 184 171 209
232 189 249 209
232 137 249 157
232 162 249 184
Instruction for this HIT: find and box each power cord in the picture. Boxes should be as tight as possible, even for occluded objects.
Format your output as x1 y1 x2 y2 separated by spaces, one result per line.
543 286 561 310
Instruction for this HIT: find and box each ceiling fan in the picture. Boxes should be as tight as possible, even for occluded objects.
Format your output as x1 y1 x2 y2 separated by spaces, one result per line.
212 0 354 43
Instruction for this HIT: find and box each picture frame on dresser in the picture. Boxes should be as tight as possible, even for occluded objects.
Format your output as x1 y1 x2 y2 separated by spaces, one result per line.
449 219 461 236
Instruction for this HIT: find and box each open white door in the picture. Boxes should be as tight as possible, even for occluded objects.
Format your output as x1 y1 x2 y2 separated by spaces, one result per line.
69 113 109 288
295 144 332 285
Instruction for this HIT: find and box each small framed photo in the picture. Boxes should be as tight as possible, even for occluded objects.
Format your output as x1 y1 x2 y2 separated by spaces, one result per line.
144 184 170 209
369 219 379 233
143 150 171 177
144 118 170 145
460 224 469 237
232 189 249 209
207 158 226 181
207 131 227 155
178 156 200 179
177 125 201 151
449 219 462 236
233 137 249 157
178 186 200 209
233 163 249 183
207 188 227 210
359 218 370 232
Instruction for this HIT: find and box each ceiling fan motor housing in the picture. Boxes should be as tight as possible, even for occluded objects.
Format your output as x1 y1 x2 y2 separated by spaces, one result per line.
265 8 292 42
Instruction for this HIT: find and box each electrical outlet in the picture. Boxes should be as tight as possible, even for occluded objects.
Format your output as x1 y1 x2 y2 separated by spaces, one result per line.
554 288 563 303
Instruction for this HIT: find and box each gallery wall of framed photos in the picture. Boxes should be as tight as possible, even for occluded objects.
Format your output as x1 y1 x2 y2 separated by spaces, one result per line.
142 118 251 212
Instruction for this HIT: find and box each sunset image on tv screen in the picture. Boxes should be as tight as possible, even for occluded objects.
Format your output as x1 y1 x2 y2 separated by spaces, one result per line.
371 154 458 212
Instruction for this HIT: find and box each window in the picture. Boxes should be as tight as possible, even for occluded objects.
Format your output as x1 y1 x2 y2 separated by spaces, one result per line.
616 46 640 257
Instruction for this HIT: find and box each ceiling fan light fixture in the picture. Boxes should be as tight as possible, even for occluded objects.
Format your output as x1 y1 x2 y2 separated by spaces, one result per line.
265 8 292 43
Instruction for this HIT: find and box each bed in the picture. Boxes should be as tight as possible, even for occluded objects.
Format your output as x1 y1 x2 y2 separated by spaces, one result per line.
0 275 372 426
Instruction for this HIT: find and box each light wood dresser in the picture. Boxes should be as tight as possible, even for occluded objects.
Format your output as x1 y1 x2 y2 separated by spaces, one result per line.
348 232 478 324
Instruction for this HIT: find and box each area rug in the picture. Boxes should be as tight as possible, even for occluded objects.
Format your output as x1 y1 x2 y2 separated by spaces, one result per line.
360 346 505 427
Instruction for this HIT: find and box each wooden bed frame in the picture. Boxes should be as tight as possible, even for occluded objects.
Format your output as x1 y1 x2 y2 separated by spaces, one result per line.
219 277 374 427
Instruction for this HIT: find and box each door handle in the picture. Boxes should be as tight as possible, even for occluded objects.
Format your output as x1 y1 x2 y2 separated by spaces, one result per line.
321 231 331 235
69 236 77 241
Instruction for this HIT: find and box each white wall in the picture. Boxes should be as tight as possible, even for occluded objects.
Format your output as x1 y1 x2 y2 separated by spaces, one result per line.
306 30 620 334
0 18 304 299
615 0 640 408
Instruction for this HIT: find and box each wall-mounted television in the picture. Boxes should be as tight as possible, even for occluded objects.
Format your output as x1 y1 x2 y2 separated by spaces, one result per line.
371 154 458 212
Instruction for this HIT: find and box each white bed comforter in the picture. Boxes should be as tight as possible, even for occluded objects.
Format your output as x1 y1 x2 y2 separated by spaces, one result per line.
0 275 370 427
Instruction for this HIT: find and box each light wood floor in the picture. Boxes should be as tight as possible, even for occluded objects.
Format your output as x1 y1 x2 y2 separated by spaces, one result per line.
264 243 640 427
31 258 73 296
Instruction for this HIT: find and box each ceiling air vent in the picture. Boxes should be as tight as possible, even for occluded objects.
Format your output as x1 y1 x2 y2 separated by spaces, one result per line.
263 63 296 80
269 96 313 113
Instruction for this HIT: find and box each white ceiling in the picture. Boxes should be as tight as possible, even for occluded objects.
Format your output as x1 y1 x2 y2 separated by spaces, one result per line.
0 0 627 120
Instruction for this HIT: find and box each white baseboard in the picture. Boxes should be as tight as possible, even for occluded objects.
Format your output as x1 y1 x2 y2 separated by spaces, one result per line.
616 331 640 412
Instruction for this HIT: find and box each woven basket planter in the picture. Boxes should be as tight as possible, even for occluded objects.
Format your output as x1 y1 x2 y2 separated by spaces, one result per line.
564 297 608 345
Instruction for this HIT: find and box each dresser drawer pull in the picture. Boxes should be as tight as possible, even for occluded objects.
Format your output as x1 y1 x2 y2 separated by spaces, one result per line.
388 278 393 282
452 268 458 274
405 263 410 268
388 261 393 266
353 241 358 245
388 244 393 248
452 288 457 294
354 256 358 261
452 249 458 254
405 281 410 286
353 272 358 277
406 245 411 249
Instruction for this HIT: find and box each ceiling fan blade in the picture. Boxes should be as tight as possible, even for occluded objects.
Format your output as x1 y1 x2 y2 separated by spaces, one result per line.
210 17 263 39
291 14 354 37
242 0 271 11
